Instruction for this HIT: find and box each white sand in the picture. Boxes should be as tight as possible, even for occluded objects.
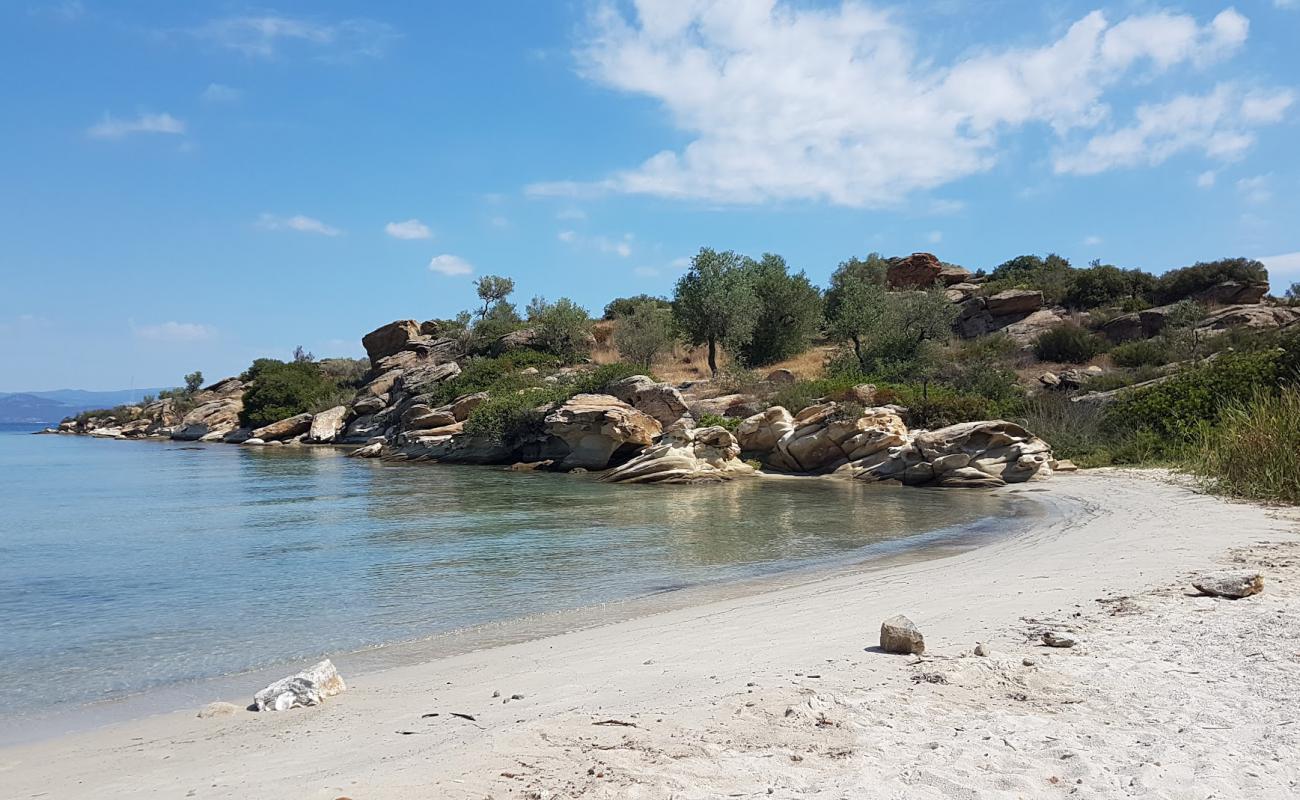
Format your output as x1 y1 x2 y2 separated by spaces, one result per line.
3 470 1298 799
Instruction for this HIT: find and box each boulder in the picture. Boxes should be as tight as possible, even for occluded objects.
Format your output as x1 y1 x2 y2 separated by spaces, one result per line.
606 375 690 427
602 424 756 484
945 282 980 303
765 368 797 384
352 394 388 415
1101 306 1176 343
384 430 511 464
449 391 489 421
879 615 925 655
756 403 909 474
349 441 384 458
340 413 388 444
396 361 461 395
307 406 349 443
1197 305 1300 335
736 406 795 454
842 419 1053 487
496 328 538 353
172 397 243 442
222 428 254 444
253 659 346 712
401 405 458 430
937 264 973 286
1192 571 1264 599
251 413 313 442
886 252 943 289
985 289 1044 316
1193 281 1269 306
543 394 662 470
689 393 764 419
362 320 421 363
999 308 1066 346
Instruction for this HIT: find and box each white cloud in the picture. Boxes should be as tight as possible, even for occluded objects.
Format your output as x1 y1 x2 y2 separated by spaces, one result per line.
557 230 578 243
1083 235 1103 246
194 14 398 59
1259 252 1300 291
926 231 943 244
530 4 1266 207
87 112 185 140
428 254 473 276
201 83 242 103
488 216 510 229
257 213 341 236
133 321 216 343
1052 84 1293 175
1196 170 1217 188
384 219 432 240
558 229 633 257
1236 174 1273 204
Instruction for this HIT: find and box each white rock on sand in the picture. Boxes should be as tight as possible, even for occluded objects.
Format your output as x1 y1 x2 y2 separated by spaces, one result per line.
3 471 1299 799
252 659 346 712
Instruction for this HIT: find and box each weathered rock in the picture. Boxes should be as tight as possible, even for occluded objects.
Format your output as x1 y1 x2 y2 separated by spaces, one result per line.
1039 371 1061 388
362 320 421 363
340 413 388 444
1192 571 1263 599
496 328 538 353
509 460 554 471
352 394 388 415
349 441 384 458
945 282 980 303
760 403 909 474
937 264 973 286
384 431 510 464
602 424 756 484
253 659 346 712
607 375 690 427
689 393 764 419
974 642 990 657
172 397 243 442
985 289 1044 316
999 308 1066 346
543 394 662 470
736 406 795 454
361 369 403 398
1101 306 1178 342
886 252 944 289
1193 281 1269 306
402 405 458 430
842 419 1053 487
765 368 797 384
197 701 241 719
397 361 461 395
242 438 266 446
222 428 254 444
1197 305 1300 335
307 406 348 443
1042 632 1076 648
880 615 925 655
449 392 489 421
251 413 313 442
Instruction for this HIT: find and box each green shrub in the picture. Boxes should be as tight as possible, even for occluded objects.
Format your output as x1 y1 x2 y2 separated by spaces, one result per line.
239 360 339 428
566 362 649 394
1032 325 1109 364
603 294 671 320
613 304 676 368
1193 388 1300 504
1110 339 1171 368
983 253 1075 304
697 413 741 431
317 358 371 389
425 351 558 407
463 387 565 444
1062 264 1155 310
1153 257 1268 305
526 296 594 363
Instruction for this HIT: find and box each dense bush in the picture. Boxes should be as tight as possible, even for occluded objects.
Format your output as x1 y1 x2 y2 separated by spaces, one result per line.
239 360 339 428
1032 325 1109 364
1109 339 1171 368
983 254 1075 304
603 294 671 320
1153 257 1268 305
526 296 593 362
425 351 558 408
317 357 371 389
738 253 823 367
1062 264 1155 310
696 413 741 431
1193 388 1300 504
613 304 675 368
462 387 564 444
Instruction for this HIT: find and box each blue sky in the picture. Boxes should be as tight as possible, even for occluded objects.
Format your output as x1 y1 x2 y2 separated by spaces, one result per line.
2 0 1298 391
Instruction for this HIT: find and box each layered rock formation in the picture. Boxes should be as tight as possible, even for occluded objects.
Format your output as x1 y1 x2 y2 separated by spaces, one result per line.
542 394 662 469
601 424 755 484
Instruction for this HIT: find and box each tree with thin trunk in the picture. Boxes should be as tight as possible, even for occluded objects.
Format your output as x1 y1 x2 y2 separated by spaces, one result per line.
671 248 759 376
473 275 515 320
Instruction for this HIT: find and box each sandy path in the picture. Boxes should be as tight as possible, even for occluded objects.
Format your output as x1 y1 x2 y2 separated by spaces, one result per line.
2 470 1297 799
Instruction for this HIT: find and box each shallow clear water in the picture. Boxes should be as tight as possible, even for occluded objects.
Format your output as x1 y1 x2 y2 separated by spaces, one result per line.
0 424 1020 725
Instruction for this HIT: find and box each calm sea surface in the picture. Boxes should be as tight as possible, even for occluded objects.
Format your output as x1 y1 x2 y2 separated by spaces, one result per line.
0 423 1028 734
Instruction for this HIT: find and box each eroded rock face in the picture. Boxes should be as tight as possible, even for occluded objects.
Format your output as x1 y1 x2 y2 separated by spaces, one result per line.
1193 281 1269 306
396 361 461 396
746 403 909 474
172 397 243 442
251 413 313 442
1198 305 1300 335
606 375 690 427
985 289 1044 316
601 424 755 484
253 659 346 712
736 406 795 454
362 320 421 364
383 430 512 464
307 406 348 443
840 419 1053 487
401 405 458 430
543 393 662 470
886 252 944 289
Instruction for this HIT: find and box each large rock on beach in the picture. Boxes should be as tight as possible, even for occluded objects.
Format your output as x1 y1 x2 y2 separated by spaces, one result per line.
307 406 349 443
838 419 1053 487
253 659 346 712
753 403 909 474
880 615 925 655
543 394 662 470
736 406 796 454
362 320 421 363
602 424 755 484
251 413 313 442
1192 571 1264 599
606 375 690 427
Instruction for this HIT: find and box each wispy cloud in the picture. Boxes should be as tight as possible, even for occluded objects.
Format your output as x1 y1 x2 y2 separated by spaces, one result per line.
257 213 341 236
558 229 633 257
556 208 587 221
87 112 185 140
385 219 432 240
194 14 399 59
1083 235 1103 246
1236 174 1273 205
531 5 1277 207
28 1 84 21
1196 170 1217 188
132 321 217 343
428 254 473 276
201 83 242 104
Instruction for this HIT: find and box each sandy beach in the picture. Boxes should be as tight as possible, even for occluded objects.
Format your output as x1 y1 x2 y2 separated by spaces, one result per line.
3 469 1298 799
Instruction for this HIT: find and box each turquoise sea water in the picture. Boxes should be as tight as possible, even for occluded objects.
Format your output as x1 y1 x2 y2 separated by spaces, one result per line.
0 424 1024 732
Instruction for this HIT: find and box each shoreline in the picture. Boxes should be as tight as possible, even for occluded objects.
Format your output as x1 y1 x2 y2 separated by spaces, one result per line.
0 476 1048 748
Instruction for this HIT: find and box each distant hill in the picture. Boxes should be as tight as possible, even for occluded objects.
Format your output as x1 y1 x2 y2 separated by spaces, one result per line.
0 387 170 425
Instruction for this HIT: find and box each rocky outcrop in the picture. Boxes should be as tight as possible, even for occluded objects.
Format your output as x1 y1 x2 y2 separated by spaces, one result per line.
985 289 1044 316
542 394 662 469
765 368 797 384
607 375 690 427
307 406 348 444
945 282 980 303
688 393 764 419
736 406 796 454
253 659 346 712
757 403 910 474
1101 305 1178 342
1197 305 1300 335
251 413 313 442
172 397 243 442
361 320 422 363
1193 281 1269 306
383 430 512 464
601 424 756 484
886 252 943 289
449 392 488 421
956 294 1059 343
395 361 461 395
838 419 1053 487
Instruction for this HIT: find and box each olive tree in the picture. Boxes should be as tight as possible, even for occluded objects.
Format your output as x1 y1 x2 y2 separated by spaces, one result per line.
738 253 823 367
614 303 675 369
671 248 760 375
